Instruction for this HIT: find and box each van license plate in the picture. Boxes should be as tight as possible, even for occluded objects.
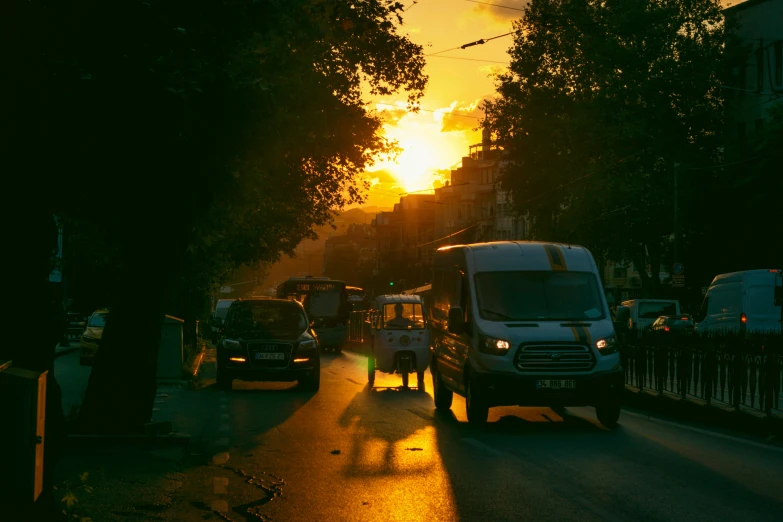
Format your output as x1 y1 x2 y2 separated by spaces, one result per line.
255 353 284 360
536 379 576 390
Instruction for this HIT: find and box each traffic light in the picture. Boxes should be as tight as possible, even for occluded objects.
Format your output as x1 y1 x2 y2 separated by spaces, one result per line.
389 281 394 287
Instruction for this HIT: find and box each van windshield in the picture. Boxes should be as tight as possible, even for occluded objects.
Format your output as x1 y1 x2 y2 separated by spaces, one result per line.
475 271 605 321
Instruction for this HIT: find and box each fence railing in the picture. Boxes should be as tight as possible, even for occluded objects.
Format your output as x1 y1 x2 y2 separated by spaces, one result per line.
348 311 372 344
622 331 782 418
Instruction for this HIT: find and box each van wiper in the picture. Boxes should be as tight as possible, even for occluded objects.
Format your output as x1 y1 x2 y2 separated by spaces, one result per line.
482 309 516 320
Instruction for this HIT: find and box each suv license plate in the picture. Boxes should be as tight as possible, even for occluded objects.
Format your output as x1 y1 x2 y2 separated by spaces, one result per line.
255 353 285 360
536 379 576 390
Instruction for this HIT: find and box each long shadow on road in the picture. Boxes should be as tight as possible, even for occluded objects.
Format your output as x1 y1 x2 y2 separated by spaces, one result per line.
431 402 783 522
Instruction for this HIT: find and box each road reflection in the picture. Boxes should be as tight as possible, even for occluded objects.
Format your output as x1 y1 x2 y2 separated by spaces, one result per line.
338 388 457 521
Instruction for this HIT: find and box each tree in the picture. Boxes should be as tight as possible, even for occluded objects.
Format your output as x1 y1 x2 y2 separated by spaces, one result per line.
8 0 426 481
483 0 727 297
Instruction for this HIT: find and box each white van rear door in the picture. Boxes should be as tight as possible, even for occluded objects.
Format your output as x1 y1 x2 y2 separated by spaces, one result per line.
745 272 782 333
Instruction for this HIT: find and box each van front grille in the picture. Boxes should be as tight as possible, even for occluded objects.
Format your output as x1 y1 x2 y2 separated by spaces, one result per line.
514 344 595 372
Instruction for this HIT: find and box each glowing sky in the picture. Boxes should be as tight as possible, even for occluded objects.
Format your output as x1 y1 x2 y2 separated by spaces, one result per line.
360 0 745 207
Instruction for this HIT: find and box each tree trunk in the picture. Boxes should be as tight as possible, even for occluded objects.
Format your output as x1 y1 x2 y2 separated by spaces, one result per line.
77 244 170 433
632 243 651 298
647 239 663 298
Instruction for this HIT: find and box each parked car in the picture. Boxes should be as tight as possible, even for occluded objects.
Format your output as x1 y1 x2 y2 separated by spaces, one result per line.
620 299 681 332
695 269 782 335
80 309 109 365
650 315 695 337
216 298 320 391
212 299 237 342
429 241 623 428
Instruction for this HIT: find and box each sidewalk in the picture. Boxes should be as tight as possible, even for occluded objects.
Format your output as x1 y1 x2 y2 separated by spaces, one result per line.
52 350 213 520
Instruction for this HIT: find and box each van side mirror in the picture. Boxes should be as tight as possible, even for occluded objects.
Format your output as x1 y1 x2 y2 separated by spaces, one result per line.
448 307 465 335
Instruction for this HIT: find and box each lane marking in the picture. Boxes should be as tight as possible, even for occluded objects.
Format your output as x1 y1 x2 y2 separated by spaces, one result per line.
210 500 228 513
220 413 229 420
219 424 230 432
213 477 229 494
462 437 504 457
571 495 626 522
220 404 228 410
622 410 783 453
220 396 228 403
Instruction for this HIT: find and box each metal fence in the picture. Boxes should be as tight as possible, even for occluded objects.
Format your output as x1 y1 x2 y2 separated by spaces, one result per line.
348 311 372 344
622 331 782 418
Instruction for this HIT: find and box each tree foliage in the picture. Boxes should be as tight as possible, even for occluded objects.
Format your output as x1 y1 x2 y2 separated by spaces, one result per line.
484 0 727 295
9 0 427 434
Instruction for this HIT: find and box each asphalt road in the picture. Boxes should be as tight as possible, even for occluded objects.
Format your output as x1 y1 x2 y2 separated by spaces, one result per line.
160 348 783 522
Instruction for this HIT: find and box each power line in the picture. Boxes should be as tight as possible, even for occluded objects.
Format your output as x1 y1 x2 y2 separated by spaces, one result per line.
465 0 526 12
426 31 515 56
428 55 508 64
404 0 422 12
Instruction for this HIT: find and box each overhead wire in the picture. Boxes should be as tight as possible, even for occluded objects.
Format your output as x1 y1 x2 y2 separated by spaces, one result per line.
426 31 516 56
464 0 525 12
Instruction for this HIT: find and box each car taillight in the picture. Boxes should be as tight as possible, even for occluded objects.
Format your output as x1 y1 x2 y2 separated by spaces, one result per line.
664 326 670 332
740 313 747 324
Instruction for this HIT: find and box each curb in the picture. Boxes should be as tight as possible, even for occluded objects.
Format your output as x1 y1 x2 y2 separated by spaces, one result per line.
622 386 783 438
191 345 206 378
65 432 191 447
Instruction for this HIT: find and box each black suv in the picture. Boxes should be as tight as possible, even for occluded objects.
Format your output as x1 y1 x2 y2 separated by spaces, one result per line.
216 299 320 391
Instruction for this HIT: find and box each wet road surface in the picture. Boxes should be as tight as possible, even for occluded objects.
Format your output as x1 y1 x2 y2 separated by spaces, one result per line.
163 349 783 521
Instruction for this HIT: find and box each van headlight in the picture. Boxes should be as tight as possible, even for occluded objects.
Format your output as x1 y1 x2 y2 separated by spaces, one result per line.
478 334 511 356
596 335 618 356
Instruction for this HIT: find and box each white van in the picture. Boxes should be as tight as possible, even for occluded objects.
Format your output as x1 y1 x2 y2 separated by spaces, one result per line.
695 269 782 335
620 299 681 332
429 241 623 428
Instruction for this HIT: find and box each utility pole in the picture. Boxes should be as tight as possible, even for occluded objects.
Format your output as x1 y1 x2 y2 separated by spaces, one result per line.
673 162 681 264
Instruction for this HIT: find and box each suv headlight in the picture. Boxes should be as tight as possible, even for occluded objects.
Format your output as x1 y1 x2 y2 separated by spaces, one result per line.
596 335 618 355
224 339 242 350
478 334 511 356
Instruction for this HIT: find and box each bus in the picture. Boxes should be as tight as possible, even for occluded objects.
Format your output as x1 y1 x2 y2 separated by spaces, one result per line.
346 286 367 311
276 277 349 352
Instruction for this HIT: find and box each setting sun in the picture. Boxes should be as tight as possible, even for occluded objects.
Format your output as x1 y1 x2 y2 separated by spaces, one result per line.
368 103 479 195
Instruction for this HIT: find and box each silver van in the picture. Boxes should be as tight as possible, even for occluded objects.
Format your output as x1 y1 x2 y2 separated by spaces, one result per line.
429 241 623 427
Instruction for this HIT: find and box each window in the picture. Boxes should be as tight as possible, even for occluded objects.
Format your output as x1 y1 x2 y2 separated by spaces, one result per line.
707 284 741 315
383 302 425 330
639 302 678 319
88 313 108 327
613 267 626 279
474 271 605 321
433 269 460 320
775 40 782 86
226 301 308 337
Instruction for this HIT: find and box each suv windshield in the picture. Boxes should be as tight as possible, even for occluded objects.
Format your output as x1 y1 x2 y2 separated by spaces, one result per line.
475 271 605 321
226 301 307 338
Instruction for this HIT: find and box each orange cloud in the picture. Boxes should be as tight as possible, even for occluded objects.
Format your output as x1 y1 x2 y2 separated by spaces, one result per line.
439 98 488 133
